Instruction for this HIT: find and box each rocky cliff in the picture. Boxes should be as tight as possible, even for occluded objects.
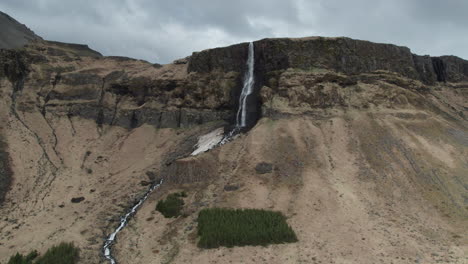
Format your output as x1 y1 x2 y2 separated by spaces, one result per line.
189 37 468 84
1 40 240 132
188 37 468 128
2 35 467 134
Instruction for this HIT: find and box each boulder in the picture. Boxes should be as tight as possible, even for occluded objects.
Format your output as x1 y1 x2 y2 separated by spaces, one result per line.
255 162 273 174
71 197 85 203
224 184 240 191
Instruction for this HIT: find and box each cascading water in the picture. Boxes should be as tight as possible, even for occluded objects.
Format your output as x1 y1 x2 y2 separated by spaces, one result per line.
102 179 163 264
217 42 256 146
236 41 255 128
191 42 256 153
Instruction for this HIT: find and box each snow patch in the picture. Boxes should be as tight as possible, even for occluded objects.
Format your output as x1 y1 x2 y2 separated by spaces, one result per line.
191 127 224 156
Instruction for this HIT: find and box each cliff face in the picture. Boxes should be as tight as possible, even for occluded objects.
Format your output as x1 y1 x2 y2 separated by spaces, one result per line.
186 37 468 128
188 37 468 85
1 40 241 131
2 36 467 134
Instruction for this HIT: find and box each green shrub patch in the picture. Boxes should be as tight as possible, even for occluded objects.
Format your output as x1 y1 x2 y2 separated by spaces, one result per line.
156 192 186 218
7 242 79 264
7 250 38 264
35 242 79 264
197 208 298 248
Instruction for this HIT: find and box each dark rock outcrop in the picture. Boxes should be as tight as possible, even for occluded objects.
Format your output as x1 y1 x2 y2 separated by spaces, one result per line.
71 197 85 203
173 57 190 65
38 65 238 129
188 43 249 73
224 184 240 191
255 162 273 174
412 55 438 84
188 37 468 84
186 37 466 129
432 57 447 82
64 104 230 130
140 180 151 186
256 38 419 79
434 56 468 83
0 49 29 89
45 41 102 58
0 137 12 205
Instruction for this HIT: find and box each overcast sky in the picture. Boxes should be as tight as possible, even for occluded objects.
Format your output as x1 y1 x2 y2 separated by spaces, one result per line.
1 0 467 63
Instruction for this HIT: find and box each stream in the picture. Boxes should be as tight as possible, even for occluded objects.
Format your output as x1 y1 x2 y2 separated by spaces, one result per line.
102 179 163 264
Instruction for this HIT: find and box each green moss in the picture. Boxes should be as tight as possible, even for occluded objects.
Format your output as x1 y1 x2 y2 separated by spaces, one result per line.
197 208 298 248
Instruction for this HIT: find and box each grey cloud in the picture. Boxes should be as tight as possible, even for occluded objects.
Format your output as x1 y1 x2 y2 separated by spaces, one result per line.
0 0 467 63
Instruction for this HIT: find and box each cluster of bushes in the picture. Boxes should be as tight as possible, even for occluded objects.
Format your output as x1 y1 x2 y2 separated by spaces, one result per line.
7 251 37 264
156 192 187 218
197 208 298 248
7 242 79 264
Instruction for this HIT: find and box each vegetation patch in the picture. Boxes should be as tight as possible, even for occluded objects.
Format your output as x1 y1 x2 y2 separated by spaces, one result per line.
7 250 38 264
0 137 13 205
156 192 187 218
7 242 79 264
197 208 298 248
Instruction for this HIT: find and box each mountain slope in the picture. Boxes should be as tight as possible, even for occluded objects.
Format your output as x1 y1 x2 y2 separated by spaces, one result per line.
112 69 468 264
0 13 467 264
116 112 467 264
0 11 42 50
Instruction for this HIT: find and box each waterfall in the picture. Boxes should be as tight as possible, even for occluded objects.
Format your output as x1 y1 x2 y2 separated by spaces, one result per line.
216 42 255 146
236 41 255 128
192 41 255 153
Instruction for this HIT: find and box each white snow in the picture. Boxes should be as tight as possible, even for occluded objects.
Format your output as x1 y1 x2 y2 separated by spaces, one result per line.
191 127 224 156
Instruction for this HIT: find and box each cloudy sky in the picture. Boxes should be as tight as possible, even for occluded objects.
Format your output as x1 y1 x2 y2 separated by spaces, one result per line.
1 0 467 63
